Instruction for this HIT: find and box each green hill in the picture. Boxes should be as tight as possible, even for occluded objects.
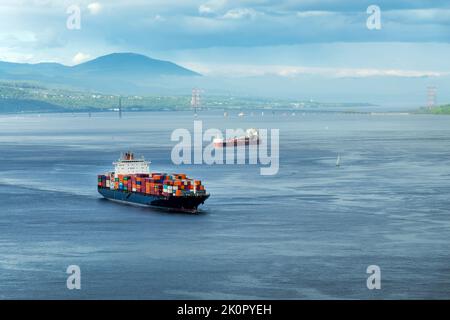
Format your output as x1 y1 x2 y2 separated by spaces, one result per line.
430 105 450 114
418 104 450 115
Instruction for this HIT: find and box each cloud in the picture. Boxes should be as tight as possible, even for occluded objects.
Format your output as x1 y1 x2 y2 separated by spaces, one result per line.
264 0 450 13
72 52 91 64
0 48 34 63
199 5 214 14
181 62 446 78
332 68 445 78
87 2 102 15
0 31 37 44
83 3 450 51
199 0 227 14
296 11 335 18
222 8 258 20
1 0 450 71
2 1 450 54
153 15 165 22
385 8 450 25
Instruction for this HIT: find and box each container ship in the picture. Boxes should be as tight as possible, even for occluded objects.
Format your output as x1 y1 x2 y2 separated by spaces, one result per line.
213 128 260 148
97 152 209 213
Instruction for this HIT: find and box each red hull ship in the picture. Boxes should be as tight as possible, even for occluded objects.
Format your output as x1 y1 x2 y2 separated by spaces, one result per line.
213 128 260 148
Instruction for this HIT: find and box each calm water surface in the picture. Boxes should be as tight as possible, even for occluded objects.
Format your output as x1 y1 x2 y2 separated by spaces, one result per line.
0 111 449 299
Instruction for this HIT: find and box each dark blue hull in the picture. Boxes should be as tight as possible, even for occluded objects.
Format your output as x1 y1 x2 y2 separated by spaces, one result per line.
98 187 209 213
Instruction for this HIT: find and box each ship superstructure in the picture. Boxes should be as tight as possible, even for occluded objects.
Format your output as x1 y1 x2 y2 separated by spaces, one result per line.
113 152 150 175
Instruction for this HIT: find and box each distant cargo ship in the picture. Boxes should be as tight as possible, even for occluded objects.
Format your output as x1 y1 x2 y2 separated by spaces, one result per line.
97 152 209 213
213 128 260 148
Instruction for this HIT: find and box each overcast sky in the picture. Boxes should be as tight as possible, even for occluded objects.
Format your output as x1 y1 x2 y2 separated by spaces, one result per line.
1 0 449 103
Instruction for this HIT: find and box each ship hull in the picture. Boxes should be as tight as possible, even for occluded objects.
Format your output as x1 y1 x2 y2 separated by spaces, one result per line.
98 187 209 213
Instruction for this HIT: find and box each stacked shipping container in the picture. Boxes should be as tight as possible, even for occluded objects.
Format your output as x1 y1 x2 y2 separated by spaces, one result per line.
98 172 206 197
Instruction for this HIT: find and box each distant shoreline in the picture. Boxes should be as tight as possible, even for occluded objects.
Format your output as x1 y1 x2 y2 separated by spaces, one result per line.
0 109 440 117
0 80 374 114
415 105 450 115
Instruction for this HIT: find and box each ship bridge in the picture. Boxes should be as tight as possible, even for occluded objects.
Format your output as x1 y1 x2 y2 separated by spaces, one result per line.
113 152 150 175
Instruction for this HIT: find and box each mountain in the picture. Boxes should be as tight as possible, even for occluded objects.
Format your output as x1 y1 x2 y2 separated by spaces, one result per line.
0 53 201 94
72 53 199 76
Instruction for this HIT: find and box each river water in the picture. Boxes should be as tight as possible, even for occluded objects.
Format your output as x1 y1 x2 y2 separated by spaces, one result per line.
0 111 449 299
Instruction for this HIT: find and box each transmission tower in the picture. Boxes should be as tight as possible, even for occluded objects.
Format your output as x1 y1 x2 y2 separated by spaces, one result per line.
427 86 437 109
191 88 202 114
